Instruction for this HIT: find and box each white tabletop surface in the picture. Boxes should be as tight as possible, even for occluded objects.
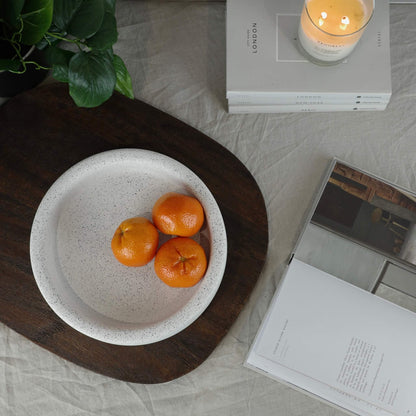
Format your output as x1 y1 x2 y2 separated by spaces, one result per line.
2 1 416 415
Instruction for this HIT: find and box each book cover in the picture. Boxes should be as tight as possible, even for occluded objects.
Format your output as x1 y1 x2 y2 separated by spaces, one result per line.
226 0 391 102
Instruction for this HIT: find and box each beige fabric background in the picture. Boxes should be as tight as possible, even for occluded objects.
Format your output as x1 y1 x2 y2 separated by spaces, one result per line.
1 1 416 415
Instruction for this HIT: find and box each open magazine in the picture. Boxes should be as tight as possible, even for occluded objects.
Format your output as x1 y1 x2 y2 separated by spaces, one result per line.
246 259 416 416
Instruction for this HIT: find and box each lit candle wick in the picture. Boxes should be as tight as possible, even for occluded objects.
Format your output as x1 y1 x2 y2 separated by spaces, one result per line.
339 15 350 30
318 11 327 26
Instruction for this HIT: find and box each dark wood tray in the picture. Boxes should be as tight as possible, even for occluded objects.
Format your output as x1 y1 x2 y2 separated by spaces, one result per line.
0 83 268 383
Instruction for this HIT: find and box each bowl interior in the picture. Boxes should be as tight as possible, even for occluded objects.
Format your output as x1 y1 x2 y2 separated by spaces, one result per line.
30 149 227 345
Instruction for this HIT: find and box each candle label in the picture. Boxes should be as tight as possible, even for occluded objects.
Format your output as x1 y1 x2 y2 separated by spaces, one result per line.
298 24 356 60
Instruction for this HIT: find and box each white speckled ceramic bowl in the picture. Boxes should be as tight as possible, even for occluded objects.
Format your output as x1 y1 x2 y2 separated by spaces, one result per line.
30 149 227 345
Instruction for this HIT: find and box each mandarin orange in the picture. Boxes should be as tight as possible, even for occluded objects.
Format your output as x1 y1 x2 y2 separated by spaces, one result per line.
152 192 204 237
111 217 159 267
154 237 207 287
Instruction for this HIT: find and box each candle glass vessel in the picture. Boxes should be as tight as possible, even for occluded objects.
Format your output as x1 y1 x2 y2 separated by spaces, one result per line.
298 0 374 65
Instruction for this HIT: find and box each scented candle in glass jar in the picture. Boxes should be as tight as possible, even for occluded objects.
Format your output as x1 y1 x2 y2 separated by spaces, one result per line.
298 0 374 65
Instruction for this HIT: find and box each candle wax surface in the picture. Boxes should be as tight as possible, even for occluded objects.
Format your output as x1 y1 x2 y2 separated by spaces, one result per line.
306 0 366 35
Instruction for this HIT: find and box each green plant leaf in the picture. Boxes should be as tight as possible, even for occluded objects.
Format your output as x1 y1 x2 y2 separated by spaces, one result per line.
1 0 25 25
67 0 105 40
103 0 116 13
68 50 116 108
21 0 53 45
0 58 21 72
86 12 117 50
113 54 134 99
52 0 83 31
45 46 75 82
106 47 114 59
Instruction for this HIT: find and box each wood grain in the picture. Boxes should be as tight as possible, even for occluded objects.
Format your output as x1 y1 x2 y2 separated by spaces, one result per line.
0 83 268 383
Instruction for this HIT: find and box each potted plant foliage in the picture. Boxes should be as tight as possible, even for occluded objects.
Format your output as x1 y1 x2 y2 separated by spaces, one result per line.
0 0 133 107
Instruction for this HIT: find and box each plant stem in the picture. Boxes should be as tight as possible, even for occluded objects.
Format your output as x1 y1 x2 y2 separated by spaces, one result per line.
45 31 85 49
8 59 51 74
25 61 50 71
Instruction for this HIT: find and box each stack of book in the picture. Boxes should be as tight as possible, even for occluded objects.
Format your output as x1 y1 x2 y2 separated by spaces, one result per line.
226 0 392 113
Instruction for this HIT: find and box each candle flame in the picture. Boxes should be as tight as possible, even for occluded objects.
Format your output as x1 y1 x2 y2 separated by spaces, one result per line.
339 15 350 30
318 11 327 26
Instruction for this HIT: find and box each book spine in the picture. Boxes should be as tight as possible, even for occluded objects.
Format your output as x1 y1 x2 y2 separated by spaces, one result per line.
228 103 388 114
227 94 391 106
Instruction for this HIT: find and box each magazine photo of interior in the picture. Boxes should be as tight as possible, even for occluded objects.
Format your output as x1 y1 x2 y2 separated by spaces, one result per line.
293 160 416 298
312 161 416 265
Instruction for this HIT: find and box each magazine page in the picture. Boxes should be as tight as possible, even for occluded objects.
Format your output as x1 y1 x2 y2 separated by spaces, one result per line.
247 259 416 416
